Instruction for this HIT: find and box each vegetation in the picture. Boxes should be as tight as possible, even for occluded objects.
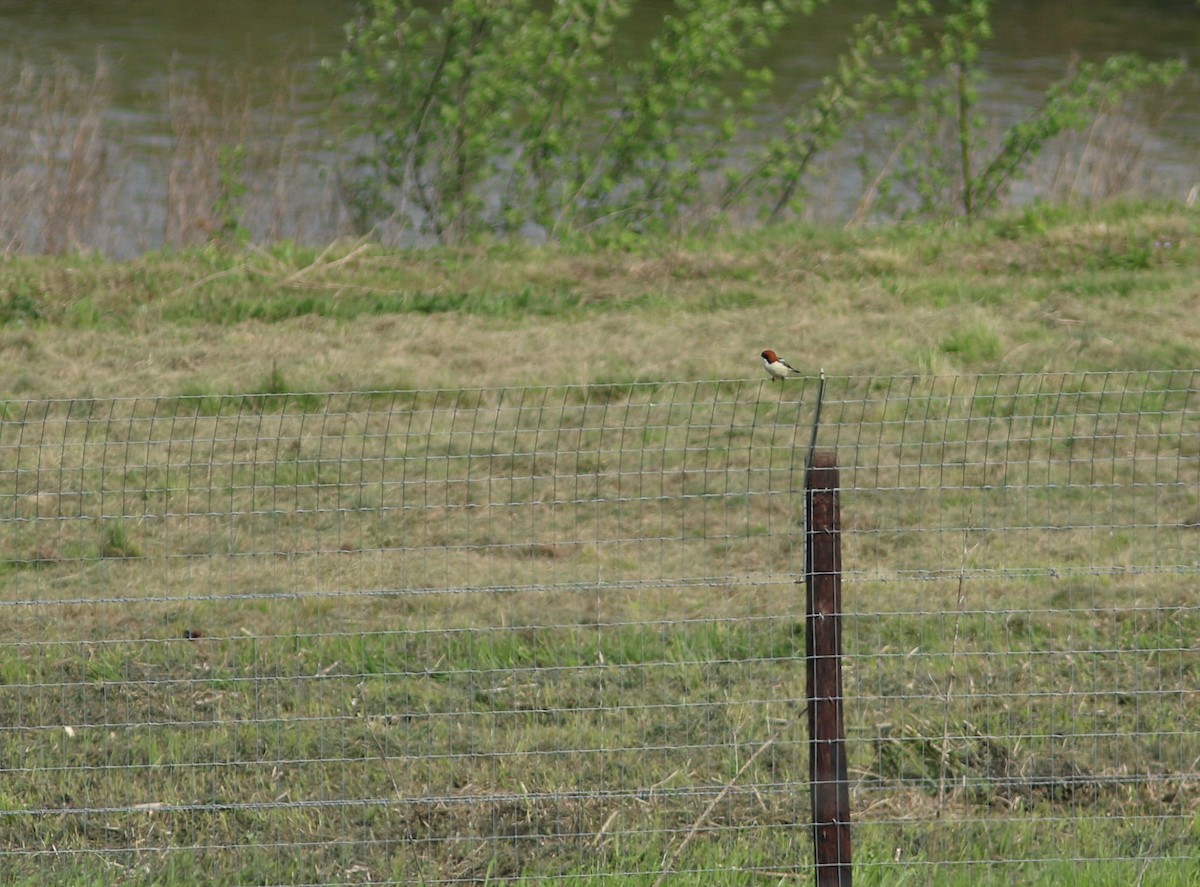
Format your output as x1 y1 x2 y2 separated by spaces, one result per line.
327 0 1185 242
0 54 320 256
1 2 1188 254
0 203 1198 883
0 200 1197 399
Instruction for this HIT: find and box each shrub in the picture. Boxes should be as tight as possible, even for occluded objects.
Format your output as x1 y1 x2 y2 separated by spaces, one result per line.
326 0 1187 240
327 0 807 243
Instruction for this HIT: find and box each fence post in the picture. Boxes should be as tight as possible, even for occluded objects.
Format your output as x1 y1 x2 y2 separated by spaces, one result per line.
805 450 851 886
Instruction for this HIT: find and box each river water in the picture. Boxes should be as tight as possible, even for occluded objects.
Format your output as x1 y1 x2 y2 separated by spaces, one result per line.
1 0 1197 254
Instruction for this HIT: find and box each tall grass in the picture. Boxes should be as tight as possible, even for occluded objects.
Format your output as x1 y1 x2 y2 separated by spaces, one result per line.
0 53 340 256
162 53 334 249
0 56 111 254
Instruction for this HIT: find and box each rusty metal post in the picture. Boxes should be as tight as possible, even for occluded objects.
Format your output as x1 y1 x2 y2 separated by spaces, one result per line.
805 450 851 886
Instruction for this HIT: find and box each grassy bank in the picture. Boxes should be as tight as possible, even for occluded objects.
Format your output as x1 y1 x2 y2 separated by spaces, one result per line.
1 202 1198 401
1 203 1199 884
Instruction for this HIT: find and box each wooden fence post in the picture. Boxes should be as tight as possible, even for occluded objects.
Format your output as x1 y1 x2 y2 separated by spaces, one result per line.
805 450 851 886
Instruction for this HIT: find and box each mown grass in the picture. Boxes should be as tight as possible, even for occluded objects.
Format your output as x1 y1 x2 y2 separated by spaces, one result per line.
1 204 1199 883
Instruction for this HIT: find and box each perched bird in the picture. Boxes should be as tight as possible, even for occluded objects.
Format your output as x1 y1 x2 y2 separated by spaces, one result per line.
761 349 802 381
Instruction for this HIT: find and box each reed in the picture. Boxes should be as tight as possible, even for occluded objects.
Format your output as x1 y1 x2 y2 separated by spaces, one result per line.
0 55 111 254
0 53 332 256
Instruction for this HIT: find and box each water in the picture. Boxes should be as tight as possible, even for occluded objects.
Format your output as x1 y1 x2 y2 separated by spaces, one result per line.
1 0 1196 255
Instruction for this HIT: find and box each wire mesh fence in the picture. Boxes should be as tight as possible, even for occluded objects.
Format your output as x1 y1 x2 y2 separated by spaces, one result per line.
0 372 1197 884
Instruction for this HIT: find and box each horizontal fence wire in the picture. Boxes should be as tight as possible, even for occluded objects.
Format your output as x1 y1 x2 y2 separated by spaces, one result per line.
0 372 1197 884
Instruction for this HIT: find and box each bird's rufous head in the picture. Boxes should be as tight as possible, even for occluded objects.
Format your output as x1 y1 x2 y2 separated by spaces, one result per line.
761 350 779 362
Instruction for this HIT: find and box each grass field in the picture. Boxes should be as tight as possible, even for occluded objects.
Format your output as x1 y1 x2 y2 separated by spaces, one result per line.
1 203 1199 884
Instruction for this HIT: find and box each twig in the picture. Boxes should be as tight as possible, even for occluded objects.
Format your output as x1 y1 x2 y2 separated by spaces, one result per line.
938 515 975 815
847 120 918 228
165 263 250 300
653 734 778 887
734 868 806 881
588 810 620 848
280 237 374 286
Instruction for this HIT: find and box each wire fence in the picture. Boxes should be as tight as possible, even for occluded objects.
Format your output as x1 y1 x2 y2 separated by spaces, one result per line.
1 372 1197 885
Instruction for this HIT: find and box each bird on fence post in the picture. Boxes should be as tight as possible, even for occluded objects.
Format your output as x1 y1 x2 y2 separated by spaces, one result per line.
761 349 802 381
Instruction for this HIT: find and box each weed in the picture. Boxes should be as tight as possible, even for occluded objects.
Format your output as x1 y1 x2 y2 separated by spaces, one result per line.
211 144 250 250
1093 242 1154 271
99 520 141 559
239 362 322 413
940 324 1003 365
0 288 42 326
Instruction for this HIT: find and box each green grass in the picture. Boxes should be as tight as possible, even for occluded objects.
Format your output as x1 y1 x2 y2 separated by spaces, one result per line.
162 283 591 325
0 204 1199 882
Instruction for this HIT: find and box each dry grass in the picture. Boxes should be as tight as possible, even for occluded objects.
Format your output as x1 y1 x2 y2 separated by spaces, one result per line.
0 56 112 254
0 53 330 257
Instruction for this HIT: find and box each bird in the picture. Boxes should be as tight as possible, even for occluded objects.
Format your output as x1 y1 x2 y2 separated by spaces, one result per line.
761 349 802 381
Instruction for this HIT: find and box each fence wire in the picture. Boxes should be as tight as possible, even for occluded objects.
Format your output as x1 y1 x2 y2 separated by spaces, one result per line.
0 372 1197 884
